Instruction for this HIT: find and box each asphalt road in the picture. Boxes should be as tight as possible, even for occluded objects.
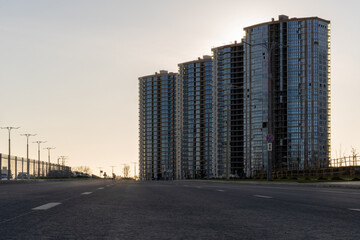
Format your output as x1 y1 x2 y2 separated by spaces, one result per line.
0 180 360 239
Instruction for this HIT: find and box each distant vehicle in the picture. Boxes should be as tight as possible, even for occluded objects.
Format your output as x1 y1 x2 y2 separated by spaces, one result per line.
1 173 12 180
72 171 91 177
18 172 28 178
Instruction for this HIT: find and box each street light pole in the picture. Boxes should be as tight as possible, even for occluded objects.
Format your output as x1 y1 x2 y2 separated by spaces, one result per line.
33 141 46 178
58 156 68 171
20 133 36 179
1 127 20 180
110 165 116 179
120 164 127 178
132 162 137 180
97 167 103 178
44 147 55 176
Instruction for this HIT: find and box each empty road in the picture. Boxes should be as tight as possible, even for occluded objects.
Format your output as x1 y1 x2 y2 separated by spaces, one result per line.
1 179 360 239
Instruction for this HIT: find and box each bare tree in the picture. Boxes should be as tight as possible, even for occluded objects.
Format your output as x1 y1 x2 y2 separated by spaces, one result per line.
83 166 92 174
351 146 358 166
72 166 92 175
123 165 130 178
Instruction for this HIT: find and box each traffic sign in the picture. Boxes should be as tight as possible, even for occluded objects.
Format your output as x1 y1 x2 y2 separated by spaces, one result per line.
266 134 274 143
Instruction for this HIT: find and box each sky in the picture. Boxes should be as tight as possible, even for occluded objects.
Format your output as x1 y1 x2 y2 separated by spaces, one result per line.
0 0 359 176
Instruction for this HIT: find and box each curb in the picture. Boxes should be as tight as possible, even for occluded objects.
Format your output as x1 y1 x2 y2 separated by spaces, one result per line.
180 180 360 189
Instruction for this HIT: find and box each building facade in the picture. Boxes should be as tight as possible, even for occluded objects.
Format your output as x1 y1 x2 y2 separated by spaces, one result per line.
243 15 331 175
177 56 213 179
212 42 245 178
139 71 177 180
139 15 331 180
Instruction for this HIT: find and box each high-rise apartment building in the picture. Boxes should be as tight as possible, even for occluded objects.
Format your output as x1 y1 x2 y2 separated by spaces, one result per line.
139 15 331 180
177 56 213 179
212 42 245 178
243 15 331 176
139 70 177 180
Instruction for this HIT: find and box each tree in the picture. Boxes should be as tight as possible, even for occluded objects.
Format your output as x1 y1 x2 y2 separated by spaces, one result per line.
72 166 92 175
351 146 358 166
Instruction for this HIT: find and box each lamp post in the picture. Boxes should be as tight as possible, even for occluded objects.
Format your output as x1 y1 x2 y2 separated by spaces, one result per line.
110 165 116 179
1 127 20 180
58 156 68 171
20 133 36 179
97 167 103 178
132 162 137 180
33 141 46 178
120 163 126 178
44 147 55 176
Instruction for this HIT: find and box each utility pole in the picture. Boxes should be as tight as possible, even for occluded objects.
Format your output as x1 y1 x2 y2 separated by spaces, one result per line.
97 167 103 178
132 162 137 180
33 141 46 178
58 156 68 164
44 147 55 175
1 127 20 180
58 156 68 170
110 165 116 178
20 133 36 179
120 163 126 178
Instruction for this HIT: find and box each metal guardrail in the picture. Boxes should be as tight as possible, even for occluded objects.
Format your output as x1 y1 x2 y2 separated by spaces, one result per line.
251 156 360 179
330 156 360 167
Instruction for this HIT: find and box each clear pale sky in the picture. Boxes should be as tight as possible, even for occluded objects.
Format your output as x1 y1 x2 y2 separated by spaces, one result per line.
0 0 359 176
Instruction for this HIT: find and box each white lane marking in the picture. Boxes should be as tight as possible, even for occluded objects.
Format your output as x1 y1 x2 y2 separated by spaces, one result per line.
106 185 111 187
320 190 345 194
0 211 33 225
183 185 189 187
98 187 104 190
217 190 225 192
32 202 61 210
253 195 273 199
349 208 360 212
196 186 202 189
81 192 93 195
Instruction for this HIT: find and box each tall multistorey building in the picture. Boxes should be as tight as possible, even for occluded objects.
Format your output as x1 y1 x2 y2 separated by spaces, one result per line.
139 15 331 180
177 56 213 179
139 70 177 180
212 42 245 178
243 15 331 176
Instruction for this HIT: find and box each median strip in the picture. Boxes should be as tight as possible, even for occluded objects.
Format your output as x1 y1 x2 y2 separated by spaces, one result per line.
32 202 61 210
253 195 272 199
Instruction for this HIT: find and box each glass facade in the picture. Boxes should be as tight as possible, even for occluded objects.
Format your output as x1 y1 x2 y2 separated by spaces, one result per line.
139 16 331 180
213 43 245 178
244 16 331 175
177 56 213 179
139 71 177 180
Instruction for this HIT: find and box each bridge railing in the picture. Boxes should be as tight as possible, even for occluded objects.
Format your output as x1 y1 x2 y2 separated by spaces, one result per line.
0 153 71 180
